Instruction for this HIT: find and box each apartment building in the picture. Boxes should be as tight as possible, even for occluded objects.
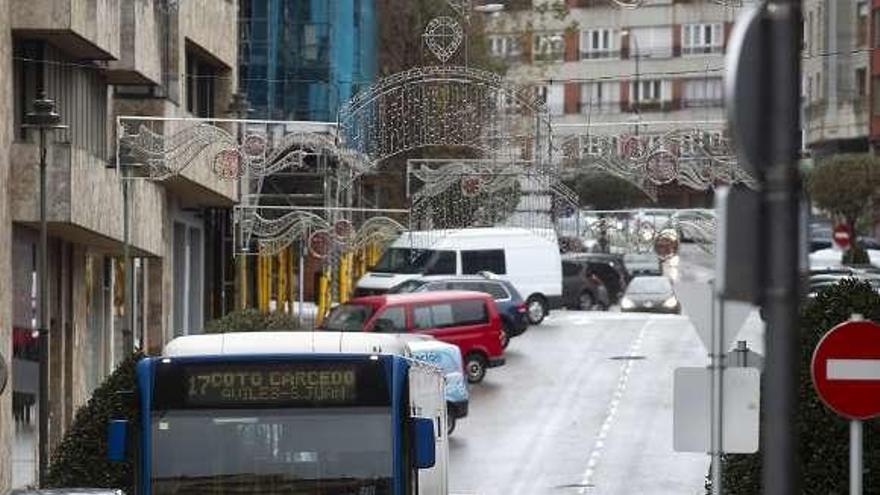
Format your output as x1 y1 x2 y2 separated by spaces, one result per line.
0 0 239 490
486 0 743 205
802 0 870 156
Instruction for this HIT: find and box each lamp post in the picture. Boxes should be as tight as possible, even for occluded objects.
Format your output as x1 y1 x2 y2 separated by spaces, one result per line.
226 92 251 312
23 92 67 486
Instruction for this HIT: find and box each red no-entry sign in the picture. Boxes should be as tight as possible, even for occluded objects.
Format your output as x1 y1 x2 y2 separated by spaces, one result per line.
833 224 852 250
812 319 880 420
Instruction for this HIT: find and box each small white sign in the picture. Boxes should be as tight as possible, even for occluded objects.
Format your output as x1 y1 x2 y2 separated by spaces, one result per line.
673 367 761 454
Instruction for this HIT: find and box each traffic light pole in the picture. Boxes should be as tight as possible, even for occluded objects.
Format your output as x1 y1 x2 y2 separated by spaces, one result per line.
762 2 802 494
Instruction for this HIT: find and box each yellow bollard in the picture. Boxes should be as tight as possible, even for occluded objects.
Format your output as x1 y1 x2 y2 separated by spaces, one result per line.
316 267 330 327
277 249 288 312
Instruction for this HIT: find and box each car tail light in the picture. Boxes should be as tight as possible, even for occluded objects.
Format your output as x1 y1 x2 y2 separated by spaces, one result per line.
516 303 527 313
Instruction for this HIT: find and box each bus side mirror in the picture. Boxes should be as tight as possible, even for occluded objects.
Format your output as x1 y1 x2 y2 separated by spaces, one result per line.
107 419 128 462
411 417 436 469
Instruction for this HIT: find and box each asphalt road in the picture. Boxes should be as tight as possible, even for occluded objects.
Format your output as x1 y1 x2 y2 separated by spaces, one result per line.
448 247 765 495
448 310 710 495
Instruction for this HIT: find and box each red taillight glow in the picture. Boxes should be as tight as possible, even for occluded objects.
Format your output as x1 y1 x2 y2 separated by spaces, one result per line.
516 303 527 313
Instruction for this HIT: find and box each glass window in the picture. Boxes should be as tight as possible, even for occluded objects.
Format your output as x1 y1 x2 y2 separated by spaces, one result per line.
431 304 456 328
581 28 616 59
322 304 374 331
533 32 565 62
413 306 433 330
372 248 455 275
425 251 456 275
857 68 867 97
858 2 868 46
152 409 393 495
626 276 673 295
461 249 506 275
563 261 581 277
479 282 510 300
372 307 406 333
451 300 489 326
682 23 723 55
872 77 880 114
581 82 619 113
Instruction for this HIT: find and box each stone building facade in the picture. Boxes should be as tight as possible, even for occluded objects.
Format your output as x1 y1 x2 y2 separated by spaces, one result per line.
0 0 239 490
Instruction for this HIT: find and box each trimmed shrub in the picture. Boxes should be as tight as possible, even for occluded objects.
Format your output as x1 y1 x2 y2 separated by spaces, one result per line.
46 352 143 492
203 308 304 333
709 279 880 493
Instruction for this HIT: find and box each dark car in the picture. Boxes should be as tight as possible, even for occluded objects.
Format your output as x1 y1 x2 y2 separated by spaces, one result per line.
620 276 681 314
389 274 528 348
560 254 629 303
562 260 610 310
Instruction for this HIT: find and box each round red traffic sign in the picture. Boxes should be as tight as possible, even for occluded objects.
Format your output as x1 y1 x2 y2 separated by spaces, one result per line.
833 224 852 250
811 319 880 420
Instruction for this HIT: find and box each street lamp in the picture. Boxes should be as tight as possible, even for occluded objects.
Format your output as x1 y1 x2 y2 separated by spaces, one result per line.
23 91 67 486
621 29 641 136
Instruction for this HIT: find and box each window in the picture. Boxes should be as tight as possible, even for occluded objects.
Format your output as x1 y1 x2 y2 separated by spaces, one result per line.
489 35 522 59
858 2 869 46
872 77 880 114
683 78 724 107
538 84 565 116
581 28 617 59
478 282 510 300
461 249 507 275
563 261 581 277
172 221 204 336
581 82 620 113
533 32 565 62
857 68 867 98
425 251 456 275
683 23 723 55
373 307 407 333
807 12 814 55
629 26 673 58
451 300 489 326
634 79 670 102
186 48 217 118
874 10 880 48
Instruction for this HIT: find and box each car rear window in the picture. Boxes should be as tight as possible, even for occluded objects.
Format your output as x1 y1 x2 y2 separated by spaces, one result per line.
322 304 374 331
413 299 489 329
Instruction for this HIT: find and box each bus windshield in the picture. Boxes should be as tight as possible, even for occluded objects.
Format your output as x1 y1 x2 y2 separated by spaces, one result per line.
151 408 393 495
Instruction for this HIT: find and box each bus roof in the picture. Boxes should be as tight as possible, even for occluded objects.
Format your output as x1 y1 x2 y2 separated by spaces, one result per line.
162 331 418 358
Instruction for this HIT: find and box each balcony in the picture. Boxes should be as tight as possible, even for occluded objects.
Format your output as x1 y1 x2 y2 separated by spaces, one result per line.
9 141 165 257
105 0 162 85
12 0 121 60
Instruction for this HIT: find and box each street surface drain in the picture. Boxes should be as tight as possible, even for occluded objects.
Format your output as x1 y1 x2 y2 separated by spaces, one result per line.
609 355 646 361
555 483 595 490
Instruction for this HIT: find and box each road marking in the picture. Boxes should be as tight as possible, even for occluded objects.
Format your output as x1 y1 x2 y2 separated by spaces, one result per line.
828 359 880 380
578 320 649 494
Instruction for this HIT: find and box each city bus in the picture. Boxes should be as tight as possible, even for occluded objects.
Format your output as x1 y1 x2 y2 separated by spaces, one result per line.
108 332 449 495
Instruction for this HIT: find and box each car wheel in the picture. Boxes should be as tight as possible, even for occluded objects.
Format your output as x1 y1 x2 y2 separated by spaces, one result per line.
447 415 456 435
465 353 488 384
578 291 595 311
526 295 547 325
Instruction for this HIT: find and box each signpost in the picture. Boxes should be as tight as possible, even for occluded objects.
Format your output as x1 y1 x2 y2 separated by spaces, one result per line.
833 224 852 251
811 317 880 495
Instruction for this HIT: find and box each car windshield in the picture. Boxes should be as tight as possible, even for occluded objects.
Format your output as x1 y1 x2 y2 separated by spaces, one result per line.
372 248 453 274
322 304 374 331
151 408 393 495
626 277 672 295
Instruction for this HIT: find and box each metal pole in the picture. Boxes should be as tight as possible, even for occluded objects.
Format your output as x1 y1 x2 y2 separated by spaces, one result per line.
37 127 49 485
122 166 133 353
851 420 863 495
298 241 305 327
710 290 724 495
762 2 802 494
632 34 640 137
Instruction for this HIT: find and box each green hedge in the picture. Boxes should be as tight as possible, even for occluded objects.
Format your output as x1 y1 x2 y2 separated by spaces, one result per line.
709 279 880 493
45 352 143 492
204 308 304 333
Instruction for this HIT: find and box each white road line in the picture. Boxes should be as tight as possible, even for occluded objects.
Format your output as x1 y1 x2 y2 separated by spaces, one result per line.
578 320 650 494
828 359 880 380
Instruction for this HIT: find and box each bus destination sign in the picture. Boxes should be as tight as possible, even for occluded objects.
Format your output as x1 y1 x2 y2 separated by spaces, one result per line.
150 359 392 409
186 366 357 406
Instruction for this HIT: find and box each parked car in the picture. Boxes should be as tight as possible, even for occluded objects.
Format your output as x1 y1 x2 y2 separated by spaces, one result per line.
560 253 629 303
562 260 610 310
620 276 681 314
355 227 563 325
388 274 528 348
408 338 469 434
321 291 505 383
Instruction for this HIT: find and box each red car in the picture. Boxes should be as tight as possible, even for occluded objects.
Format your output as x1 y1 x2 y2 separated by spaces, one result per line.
322 291 506 383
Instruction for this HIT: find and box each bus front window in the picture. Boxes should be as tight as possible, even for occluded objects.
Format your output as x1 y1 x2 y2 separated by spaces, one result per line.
151 407 393 495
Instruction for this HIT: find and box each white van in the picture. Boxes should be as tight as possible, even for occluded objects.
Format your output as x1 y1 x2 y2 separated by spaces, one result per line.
355 227 562 324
